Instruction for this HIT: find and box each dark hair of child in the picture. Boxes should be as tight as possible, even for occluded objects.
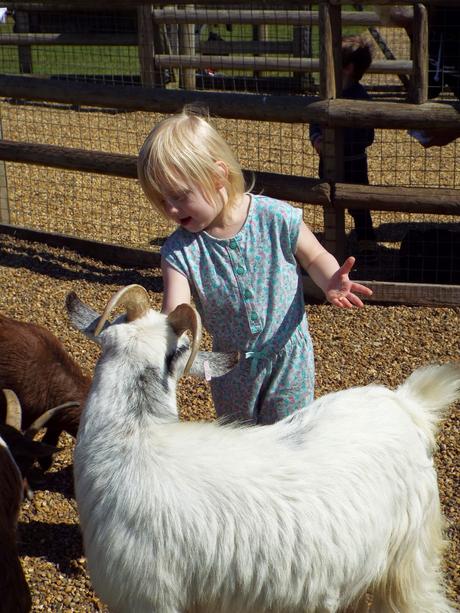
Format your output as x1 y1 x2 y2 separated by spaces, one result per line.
342 36 373 82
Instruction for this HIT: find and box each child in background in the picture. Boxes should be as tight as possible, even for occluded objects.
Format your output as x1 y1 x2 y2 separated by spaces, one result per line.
310 35 377 262
138 107 372 425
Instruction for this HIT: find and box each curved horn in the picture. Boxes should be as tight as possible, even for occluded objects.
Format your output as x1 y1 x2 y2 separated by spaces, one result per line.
3 389 22 430
25 401 80 438
94 284 150 336
167 304 202 376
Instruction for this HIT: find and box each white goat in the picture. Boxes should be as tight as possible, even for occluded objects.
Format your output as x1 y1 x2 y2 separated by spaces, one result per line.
66 285 459 613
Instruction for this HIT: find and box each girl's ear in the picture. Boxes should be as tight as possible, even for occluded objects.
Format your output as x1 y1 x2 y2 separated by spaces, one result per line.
214 160 229 188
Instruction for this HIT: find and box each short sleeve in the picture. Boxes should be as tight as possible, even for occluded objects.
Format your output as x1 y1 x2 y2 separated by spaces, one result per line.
287 204 303 253
160 231 190 280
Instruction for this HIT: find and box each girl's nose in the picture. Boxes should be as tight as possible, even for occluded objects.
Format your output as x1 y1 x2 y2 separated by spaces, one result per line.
164 200 179 216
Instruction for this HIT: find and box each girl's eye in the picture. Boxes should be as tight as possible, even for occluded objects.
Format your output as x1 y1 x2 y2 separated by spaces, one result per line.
165 191 189 202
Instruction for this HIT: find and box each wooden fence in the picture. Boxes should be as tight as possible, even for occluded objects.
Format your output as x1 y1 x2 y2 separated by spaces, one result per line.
0 0 459 306
5 3 412 91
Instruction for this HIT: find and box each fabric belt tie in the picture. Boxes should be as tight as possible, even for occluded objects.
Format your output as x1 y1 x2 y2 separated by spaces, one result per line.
245 348 269 376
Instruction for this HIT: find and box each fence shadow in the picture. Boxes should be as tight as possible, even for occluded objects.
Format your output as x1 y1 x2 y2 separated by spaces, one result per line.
0 234 164 293
376 219 460 243
1 219 458 287
347 219 460 282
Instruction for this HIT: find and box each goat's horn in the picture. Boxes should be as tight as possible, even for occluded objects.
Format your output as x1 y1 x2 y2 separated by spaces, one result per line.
167 304 203 376
3 389 22 430
25 401 80 438
94 284 150 336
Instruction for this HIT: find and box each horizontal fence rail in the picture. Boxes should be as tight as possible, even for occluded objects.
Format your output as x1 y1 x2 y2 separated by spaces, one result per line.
152 8 391 27
334 184 460 216
0 140 331 205
0 32 139 45
0 140 458 216
302 276 460 307
154 55 412 75
0 9 400 29
0 76 459 128
5 1 460 8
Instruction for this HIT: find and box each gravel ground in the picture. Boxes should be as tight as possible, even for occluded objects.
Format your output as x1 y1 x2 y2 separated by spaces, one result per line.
0 25 458 610
0 233 458 611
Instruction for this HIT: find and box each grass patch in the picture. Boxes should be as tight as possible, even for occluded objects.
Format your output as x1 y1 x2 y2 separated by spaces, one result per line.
0 8 368 79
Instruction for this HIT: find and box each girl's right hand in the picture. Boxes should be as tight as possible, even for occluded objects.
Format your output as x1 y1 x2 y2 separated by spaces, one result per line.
325 257 373 308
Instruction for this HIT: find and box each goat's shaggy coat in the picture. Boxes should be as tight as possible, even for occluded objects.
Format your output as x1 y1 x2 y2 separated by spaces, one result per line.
0 314 91 457
68 292 458 613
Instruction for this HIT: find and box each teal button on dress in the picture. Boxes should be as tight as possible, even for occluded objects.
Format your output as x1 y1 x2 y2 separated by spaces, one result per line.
161 194 315 424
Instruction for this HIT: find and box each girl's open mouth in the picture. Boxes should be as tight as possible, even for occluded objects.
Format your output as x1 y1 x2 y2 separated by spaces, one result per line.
180 217 192 226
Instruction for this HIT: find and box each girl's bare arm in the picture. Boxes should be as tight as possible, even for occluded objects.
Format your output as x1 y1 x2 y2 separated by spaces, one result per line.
295 221 341 292
295 221 372 307
161 258 192 314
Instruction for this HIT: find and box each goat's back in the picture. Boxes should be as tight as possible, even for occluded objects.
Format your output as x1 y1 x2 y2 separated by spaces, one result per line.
0 315 90 432
74 364 459 613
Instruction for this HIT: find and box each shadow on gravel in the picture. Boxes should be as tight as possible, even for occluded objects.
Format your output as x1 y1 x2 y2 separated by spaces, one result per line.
17 520 84 575
28 464 75 499
0 236 164 293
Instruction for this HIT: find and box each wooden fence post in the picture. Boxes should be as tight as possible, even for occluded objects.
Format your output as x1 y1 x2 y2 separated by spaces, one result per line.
13 10 33 74
293 4 313 92
179 4 195 90
137 4 156 87
319 1 345 261
138 4 175 88
0 121 10 224
253 23 269 80
409 2 428 104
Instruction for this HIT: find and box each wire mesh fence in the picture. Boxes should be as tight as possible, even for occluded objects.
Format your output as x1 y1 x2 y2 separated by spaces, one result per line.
0 2 458 300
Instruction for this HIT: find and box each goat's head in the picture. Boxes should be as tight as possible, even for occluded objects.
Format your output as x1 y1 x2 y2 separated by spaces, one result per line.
66 285 239 381
0 389 61 497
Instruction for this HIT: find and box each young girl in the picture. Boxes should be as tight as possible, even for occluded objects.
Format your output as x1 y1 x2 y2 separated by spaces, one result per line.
138 107 372 425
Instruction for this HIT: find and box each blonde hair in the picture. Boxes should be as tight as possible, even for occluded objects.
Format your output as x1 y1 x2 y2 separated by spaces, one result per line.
137 106 247 218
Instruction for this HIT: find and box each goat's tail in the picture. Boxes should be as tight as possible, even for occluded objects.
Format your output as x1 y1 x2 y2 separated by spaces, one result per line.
396 363 460 450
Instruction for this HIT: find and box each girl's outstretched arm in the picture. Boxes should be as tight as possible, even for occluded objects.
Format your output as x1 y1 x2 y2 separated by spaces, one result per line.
161 258 192 314
295 221 372 308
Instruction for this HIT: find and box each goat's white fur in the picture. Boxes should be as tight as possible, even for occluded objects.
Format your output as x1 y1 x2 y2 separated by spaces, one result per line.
70 304 458 613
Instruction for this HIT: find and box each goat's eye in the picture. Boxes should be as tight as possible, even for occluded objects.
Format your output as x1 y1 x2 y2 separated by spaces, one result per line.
165 344 189 374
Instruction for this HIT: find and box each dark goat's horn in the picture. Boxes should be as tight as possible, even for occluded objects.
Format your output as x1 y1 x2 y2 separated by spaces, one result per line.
3 389 22 430
25 401 80 438
167 304 203 376
95 284 150 336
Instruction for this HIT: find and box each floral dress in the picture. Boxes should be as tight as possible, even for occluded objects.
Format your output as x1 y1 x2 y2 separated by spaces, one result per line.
161 193 315 424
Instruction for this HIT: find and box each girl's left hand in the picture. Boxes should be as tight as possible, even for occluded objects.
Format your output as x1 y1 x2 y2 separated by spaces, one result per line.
325 256 373 308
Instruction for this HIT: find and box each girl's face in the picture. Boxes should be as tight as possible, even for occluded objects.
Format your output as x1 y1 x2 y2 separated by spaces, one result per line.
161 182 224 233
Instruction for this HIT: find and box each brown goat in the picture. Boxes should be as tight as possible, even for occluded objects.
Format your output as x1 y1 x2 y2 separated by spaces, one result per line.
0 437 31 613
0 390 60 612
0 315 91 469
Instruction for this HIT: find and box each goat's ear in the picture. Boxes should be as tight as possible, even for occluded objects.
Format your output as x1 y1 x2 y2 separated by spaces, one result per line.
188 351 240 380
66 292 105 342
